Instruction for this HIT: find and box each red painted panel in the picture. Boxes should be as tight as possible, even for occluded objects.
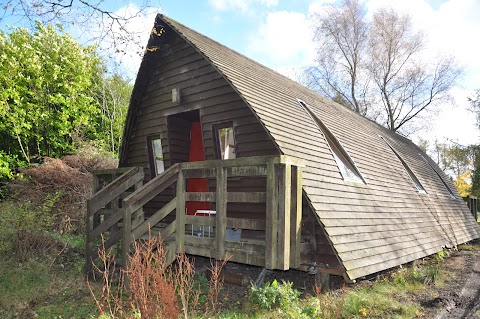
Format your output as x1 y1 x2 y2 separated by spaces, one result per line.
186 121 211 215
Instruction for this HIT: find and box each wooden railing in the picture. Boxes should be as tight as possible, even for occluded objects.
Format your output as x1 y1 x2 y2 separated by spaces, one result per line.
86 155 305 273
86 167 144 274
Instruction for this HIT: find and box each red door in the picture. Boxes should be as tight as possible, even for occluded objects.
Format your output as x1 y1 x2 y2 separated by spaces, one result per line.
186 122 211 215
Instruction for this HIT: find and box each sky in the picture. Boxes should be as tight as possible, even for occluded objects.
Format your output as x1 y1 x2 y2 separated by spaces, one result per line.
3 0 480 147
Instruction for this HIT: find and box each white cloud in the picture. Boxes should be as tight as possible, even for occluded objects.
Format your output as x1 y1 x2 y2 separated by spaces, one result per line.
246 11 316 70
208 0 279 14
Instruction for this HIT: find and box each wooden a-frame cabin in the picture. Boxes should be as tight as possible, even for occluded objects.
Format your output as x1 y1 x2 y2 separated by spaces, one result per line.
86 14 480 282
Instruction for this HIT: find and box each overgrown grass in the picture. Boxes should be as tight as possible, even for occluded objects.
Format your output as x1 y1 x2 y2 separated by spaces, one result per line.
0 255 98 319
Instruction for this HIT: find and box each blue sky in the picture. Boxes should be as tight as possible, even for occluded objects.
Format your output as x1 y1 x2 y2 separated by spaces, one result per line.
2 0 480 146
119 0 480 146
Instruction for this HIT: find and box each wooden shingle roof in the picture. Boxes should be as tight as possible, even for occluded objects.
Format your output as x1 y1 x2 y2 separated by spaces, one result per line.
140 14 480 280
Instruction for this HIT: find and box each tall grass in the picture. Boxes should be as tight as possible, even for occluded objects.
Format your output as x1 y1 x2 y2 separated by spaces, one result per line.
88 235 228 319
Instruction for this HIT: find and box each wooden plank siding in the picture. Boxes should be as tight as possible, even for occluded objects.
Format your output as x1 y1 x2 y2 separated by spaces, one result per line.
119 14 480 280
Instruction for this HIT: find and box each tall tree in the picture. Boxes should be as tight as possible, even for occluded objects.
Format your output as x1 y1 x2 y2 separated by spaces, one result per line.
368 8 461 132
308 0 372 116
0 22 101 162
468 91 480 198
307 0 462 133
96 73 132 154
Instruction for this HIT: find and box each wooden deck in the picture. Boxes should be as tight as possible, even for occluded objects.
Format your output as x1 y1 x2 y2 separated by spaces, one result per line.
86 155 305 273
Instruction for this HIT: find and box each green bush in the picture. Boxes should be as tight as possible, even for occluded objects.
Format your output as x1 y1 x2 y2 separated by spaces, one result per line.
0 194 59 261
246 280 301 313
247 280 281 310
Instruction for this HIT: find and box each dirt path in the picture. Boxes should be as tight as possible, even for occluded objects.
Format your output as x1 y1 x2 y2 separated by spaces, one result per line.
421 245 480 319
434 255 480 319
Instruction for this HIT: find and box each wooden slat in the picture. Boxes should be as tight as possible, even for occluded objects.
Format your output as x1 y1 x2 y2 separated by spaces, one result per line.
225 241 265 253
184 168 216 178
184 245 215 257
226 217 266 230
226 166 267 177
123 164 180 213
227 192 266 203
89 208 124 240
185 235 215 246
226 250 265 267
179 155 304 170
131 199 176 240
185 192 216 202
93 167 134 176
185 215 216 226
160 221 176 240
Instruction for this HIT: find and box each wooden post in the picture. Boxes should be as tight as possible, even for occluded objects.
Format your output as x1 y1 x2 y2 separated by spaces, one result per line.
472 196 478 221
85 200 94 276
176 170 186 253
290 166 302 268
215 167 227 260
265 161 278 269
277 164 291 270
92 173 101 228
315 272 330 292
122 206 131 269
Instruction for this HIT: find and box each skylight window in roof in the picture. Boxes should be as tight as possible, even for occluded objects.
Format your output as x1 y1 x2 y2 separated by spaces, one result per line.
297 100 365 183
420 154 456 198
380 136 426 193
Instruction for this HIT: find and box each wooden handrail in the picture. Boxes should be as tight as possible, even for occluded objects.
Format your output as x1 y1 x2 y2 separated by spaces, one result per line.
88 167 144 215
123 163 180 212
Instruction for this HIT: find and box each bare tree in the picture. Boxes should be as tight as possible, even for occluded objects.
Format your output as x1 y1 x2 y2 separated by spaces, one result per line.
368 8 461 132
0 0 154 56
308 0 373 116
307 1 462 134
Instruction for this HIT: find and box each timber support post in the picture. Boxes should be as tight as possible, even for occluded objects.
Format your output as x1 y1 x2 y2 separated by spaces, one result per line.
176 170 186 253
215 166 227 260
277 163 291 270
265 160 278 269
315 272 330 292
464 196 478 221
290 165 302 268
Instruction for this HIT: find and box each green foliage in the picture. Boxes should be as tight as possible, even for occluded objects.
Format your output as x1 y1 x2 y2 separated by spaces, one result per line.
0 194 59 260
0 22 131 180
247 280 281 310
0 255 97 319
0 151 22 199
0 22 102 162
94 73 132 154
470 146 480 198
246 280 302 315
